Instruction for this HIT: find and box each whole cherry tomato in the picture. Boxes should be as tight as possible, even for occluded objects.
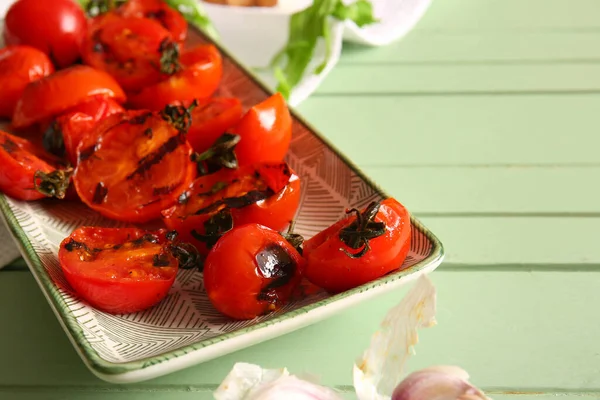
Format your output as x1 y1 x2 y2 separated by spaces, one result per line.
203 223 305 320
81 15 177 92
12 65 126 129
127 45 222 110
161 161 301 256
107 0 188 43
3 0 87 68
0 46 54 119
42 96 125 166
0 130 71 201
58 227 196 314
73 106 196 223
186 97 243 154
303 198 412 293
229 93 292 166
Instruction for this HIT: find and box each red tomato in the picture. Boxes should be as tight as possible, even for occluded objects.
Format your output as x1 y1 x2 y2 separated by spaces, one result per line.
203 223 305 320
229 93 292 166
127 45 223 111
0 130 71 201
0 46 54 119
82 16 177 92
43 96 125 166
58 227 180 314
161 162 300 256
73 107 196 223
12 65 126 129
303 198 412 293
186 97 243 154
112 0 188 43
3 0 87 68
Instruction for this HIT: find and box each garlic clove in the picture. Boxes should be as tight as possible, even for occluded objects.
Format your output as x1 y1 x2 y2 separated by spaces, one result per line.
391 366 491 400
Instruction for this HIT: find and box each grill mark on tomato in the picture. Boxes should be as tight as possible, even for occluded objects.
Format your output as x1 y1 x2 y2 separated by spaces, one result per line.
1 138 18 153
92 182 108 204
129 112 153 125
193 189 274 215
153 183 180 196
126 134 185 180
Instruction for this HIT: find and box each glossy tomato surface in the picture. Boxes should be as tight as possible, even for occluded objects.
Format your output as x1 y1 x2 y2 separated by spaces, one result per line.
203 224 305 320
44 96 125 166
161 162 300 255
113 0 188 43
0 130 63 201
3 0 87 68
303 198 412 293
12 65 126 129
186 97 243 154
82 15 175 92
58 227 179 314
0 46 54 119
229 93 292 166
127 45 222 110
73 108 196 223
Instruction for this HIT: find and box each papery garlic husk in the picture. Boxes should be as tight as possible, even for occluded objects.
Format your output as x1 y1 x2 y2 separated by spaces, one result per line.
353 275 438 400
391 366 491 400
214 362 344 400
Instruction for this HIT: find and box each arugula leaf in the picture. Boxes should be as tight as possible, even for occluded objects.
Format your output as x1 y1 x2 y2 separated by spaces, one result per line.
270 0 377 100
76 0 219 41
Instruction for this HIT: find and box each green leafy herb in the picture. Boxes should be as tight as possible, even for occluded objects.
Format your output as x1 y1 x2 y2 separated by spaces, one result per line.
270 0 378 100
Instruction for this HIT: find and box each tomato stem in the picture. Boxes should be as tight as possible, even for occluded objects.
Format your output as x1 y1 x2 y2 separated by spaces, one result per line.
190 208 234 255
33 167 74 200
159 39 182 75
160 100 198 133
191 132 241 176
338 201 386 259
83 0 126 17
282 220 304 255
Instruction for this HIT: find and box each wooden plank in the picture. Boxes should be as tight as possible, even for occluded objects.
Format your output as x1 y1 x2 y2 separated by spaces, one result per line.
317 64 600 94
413 0 600 31
1 270 600 391
296 95 600 166
363 167 600 215
339 32 600 64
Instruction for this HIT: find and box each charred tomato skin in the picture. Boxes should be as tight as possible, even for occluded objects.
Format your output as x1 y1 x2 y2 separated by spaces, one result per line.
203 223 305 320
58 227 179 314
303 198 412 293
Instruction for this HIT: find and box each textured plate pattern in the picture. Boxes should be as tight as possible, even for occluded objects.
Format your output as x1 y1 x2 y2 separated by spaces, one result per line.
0 28 443 378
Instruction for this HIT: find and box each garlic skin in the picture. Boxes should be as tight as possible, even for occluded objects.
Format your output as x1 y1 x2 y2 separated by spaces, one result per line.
391 366 491 400
353 275 438 400
214 362 343 400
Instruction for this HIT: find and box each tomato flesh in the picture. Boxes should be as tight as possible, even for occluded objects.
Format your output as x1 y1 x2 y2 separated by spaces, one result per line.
58 227 179 314
115 0 188 43
303 198 412 293
229 93 292 167
161 162 300 255
12 65 126 129
127 45 223 110
82 16 175 92
186 97 243 154
0 46 54 119
203 224 305 320
73 109 196 223
0 130 62 201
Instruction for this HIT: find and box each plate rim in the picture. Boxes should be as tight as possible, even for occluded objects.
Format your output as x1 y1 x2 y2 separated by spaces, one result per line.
0 25 446 383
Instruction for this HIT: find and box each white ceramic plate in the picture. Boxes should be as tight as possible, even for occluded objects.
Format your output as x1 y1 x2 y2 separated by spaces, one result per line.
0 13 444 385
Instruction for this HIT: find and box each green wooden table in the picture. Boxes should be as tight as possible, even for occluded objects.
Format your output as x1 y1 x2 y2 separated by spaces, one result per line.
2 0 599 398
